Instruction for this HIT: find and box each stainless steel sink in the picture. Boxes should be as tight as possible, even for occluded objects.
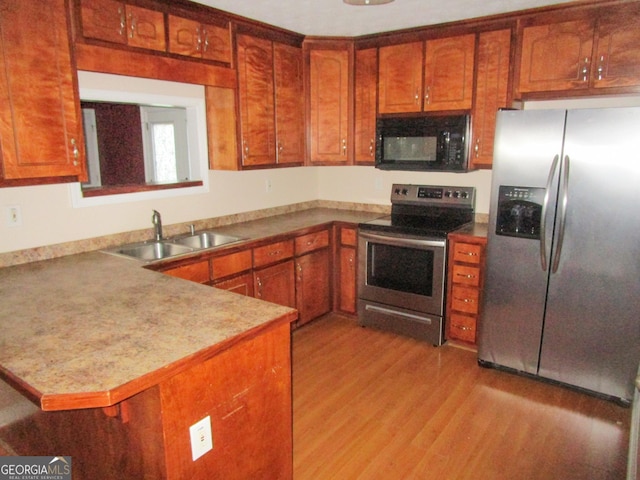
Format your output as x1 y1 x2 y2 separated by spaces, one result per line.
107 241 194 261
171 231 244 250
103 231 245 262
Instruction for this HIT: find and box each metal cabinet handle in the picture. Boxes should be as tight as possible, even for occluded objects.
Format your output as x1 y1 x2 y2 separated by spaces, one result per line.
414 89 419 104
456 272 476 279
256 276 263 297
454 324 472 331
425 86 431 105
455 297 475 304
196 26 202 51
597 55 605 81
369 139 374 156
268 250 282 256
342 139 347 155
243 140 249 159
474 138 480 158
118 7 125 36
581 57 590 82
202 28 209 52
71 138 79 166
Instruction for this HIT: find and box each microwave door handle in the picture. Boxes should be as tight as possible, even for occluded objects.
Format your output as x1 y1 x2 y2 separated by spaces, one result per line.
540 154 560 271
551 155 570 274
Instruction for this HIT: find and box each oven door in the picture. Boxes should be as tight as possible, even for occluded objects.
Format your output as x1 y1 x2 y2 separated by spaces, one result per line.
357 229 446 316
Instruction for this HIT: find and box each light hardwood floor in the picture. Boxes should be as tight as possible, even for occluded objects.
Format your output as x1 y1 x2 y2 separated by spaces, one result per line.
292 314 631 479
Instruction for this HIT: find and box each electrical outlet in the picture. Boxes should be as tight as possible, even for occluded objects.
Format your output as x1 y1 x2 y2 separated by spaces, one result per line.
265 179 272 193
189 416 213 461
6 205 22 227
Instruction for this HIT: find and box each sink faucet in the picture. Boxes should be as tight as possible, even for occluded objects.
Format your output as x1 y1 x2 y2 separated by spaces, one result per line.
152 210 163 241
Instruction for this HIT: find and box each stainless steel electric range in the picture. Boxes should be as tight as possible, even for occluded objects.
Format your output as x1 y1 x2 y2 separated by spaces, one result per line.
357 184 475 345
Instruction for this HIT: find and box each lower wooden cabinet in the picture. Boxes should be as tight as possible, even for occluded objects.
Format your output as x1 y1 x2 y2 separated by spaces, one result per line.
162 259 210 284
336 225 357 314
445 233 487 346
212 272 254 296
296 248 331 325
254 260 296 308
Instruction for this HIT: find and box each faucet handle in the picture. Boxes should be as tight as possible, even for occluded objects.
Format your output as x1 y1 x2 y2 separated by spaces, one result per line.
189 224 196 235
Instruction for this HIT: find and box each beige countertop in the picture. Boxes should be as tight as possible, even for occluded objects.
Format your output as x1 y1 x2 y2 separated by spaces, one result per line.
0 208 381 412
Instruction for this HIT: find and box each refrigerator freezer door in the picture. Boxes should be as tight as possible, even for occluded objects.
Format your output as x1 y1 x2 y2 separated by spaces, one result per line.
478 109 567 373
538 107 640 402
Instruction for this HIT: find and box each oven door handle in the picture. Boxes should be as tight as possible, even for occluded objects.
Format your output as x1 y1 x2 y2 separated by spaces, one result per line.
364 304 432 324
359 231 446 249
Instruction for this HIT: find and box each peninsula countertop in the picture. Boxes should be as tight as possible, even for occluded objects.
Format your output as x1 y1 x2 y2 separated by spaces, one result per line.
0 251 297 411
0 208 383 412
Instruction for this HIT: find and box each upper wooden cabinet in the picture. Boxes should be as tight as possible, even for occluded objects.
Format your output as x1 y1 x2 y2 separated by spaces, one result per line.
308 45 351 164
168 14 231 64
236 34 304 168
517 2 640 95
378 34 475 113
0 0 86 182
80 0 166 51
470 29 512 169
354 48 377 164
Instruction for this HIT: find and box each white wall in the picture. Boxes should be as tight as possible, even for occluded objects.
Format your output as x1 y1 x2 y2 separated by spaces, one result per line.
0 166 491 254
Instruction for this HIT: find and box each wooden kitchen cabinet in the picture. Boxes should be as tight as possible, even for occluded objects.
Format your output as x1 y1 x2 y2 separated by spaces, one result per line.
470 29 512 169
162 259 210 284
211 249 254 296
336 225 358 315
168 14 231 64
79 0 166 52
378 34 475 113
0 0 87 182
308 45 351 164
237 35 304 167
354 48 377 164
378 42 423 113
423 34 475 111
237 34 276 166
517 3 640 95
253 240 296 308
445 234 486 346
295 229 331 325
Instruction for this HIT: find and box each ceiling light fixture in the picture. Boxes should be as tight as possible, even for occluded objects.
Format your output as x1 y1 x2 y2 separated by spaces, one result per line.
343 0 395 5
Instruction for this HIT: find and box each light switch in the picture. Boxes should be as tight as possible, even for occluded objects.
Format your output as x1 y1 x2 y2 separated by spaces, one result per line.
189 416 213 461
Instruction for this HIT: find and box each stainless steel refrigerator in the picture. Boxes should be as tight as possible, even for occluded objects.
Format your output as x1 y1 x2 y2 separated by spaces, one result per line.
478 107 640 404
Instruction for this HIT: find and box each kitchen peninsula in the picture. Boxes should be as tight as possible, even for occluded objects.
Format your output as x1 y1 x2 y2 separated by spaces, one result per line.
0 250 297 479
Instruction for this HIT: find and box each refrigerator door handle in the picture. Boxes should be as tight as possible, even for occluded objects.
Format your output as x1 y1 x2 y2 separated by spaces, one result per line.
551 155 570 273
540 154 560 271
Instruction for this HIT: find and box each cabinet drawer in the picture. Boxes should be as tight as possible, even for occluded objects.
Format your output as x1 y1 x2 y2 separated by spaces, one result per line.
452 242 483 264
340 227 357 247
163 260 210 284
451 264 481 287
448 313 477 343
253 240 294 268
451 285 480 314
211 250 252 280
295 230 329 256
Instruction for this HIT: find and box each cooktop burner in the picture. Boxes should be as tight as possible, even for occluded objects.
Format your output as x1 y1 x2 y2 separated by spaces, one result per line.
360 184 475 237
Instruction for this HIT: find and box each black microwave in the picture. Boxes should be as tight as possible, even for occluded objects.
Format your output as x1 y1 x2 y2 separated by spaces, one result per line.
375 114 470 172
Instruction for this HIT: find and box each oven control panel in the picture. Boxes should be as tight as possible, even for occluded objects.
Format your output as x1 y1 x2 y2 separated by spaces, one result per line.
391 184 475 208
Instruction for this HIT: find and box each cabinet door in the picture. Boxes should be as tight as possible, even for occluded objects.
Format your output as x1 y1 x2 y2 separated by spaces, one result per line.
424 34 475 111
471 29 511 168
309 49 350 164
354 48 377 164
0 0 86 180
296 249 331 325
200 22 231 63
80 0 127 45
213 273 254 297
338 246 356 314
518 18 595 93
125 5 166 52
237 35 276 166
378 42 423 113
168 15 202 57
163 260 210 284
254 261 296 308
274 43 305 165
593 2 640 90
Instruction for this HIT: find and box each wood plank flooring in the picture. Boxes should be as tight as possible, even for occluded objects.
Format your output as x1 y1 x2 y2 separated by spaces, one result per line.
293 314 631 479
